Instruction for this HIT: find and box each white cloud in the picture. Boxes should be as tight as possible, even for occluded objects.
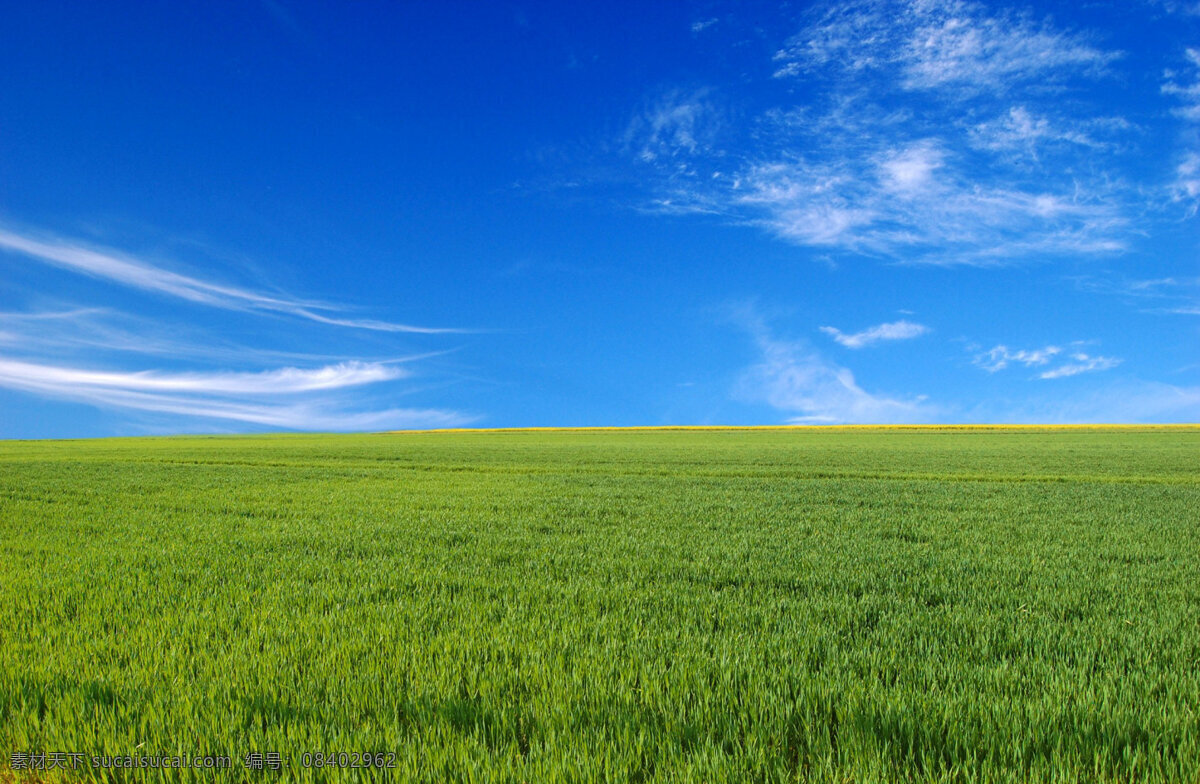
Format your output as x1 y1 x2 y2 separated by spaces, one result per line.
624 90 718 163
0 223 479 434
1128 277 1192 291
734 311 935 423
1039 353 1122 379
1163 48 1200 120
0 306 372 364
0 227 466 334
772 0 1115 92
1163 49 1200 208
974 344 1061 371
728 154 1123 262
898 3 1115 91
0 358 403 395
967 107 1124 159
973 343 1122 379
0 307 104 321
1072 275 1200 315
0 356 472 430
732 161 878 245
878 142 943 192
624 1 1130 265
1174 150 1200 204
820 319 930 348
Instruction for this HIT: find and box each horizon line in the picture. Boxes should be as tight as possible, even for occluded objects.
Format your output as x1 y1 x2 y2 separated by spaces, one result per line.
3 423 1199 443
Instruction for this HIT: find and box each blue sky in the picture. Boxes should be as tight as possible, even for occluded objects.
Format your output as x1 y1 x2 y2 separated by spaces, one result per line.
1 0 1198 437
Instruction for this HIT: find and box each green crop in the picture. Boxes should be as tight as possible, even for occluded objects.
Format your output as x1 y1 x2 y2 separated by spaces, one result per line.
1 426 1198 782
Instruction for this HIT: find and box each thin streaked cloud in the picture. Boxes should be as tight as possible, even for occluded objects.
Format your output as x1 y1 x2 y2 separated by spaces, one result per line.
1039 353 1122 379
0 357 473 430
0 223 478 431
0 357 403 395
0 306 348 364
966 107 1129 158
974 344 1062 371
820 319 930 348
0 227 468 334
1071 275 1200 316
1163 48 1200 121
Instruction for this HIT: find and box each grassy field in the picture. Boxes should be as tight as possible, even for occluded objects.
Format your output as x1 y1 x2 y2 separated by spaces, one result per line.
1 426 1198 782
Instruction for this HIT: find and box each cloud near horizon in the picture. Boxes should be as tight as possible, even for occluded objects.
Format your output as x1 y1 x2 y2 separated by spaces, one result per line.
735 311 937 423
959 378 1200 423
0 357 473 430
0 224 477 431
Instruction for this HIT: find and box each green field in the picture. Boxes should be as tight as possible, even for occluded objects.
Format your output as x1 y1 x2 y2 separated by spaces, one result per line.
2 427 1198 782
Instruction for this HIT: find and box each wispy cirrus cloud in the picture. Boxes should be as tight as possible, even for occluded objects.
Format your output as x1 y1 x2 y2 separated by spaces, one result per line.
1163 48 1200 206
728 143 1125 263
974 344 1062 371
1039 353 1122 379
620 0 1134 265
0 357 403 395
772 0 1115 90
967 107 1129 159
0 356 473 430
0 306 382 364
0 223 479 433
973 343 1121 378
820 319 929 348
0 227 467 334
897 10 1112 91
623 89 719 164
1164 48 1200 121
1072 274 1200 315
